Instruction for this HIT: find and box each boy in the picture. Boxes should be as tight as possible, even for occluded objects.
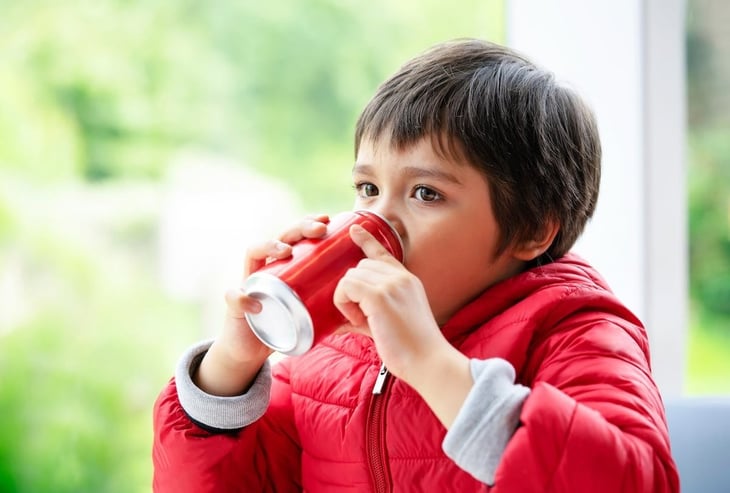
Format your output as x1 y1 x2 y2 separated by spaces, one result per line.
153 39 679 492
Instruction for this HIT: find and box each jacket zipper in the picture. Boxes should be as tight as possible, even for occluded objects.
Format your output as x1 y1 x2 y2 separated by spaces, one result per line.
367 363 392 493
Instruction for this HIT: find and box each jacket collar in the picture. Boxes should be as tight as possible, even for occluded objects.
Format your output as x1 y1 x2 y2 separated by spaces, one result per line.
440 253 621 344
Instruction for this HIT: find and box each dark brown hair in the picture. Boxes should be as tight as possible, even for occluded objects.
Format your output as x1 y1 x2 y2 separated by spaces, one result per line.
355 39 601 263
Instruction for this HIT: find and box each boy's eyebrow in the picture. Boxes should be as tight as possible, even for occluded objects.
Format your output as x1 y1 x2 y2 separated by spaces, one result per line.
352 164 463 185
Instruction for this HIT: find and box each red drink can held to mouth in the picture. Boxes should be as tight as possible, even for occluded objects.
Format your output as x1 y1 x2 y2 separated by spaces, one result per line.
243 210 404 356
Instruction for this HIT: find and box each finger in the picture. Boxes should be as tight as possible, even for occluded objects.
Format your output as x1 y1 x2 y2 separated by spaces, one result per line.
334 322 371 338
349 224 396 263
245 215 330 276
279 217 329 244
335 300 368 328
333 273 365 319
225 288 262 317
245 240 292 275
343 260 397 283
333 269 385 316
307 213 330 223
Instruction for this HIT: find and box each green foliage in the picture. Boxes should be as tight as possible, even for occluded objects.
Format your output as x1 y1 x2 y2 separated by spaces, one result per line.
0 2 506 491
686 0 730 322
0 0 504 210
0 1 236 182
688 128 730 315
0 174 200 493
0 69 82 181
686 305 730 394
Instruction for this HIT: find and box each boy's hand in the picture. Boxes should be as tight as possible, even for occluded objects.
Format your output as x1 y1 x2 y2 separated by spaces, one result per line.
334 223 473 428
195 214 329 396
219 214 329 364
333 224 447 383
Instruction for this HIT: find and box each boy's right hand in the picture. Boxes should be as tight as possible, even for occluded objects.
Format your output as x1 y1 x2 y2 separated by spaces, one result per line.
193 214 329 396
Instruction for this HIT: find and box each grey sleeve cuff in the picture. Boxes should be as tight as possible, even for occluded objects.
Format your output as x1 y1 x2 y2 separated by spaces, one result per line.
174 340 272 430
442 358 530 486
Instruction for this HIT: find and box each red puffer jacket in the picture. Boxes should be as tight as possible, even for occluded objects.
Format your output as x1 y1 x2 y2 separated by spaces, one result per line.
153 254 679 492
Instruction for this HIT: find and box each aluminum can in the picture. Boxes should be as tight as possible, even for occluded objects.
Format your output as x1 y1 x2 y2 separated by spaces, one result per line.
243 210 403 355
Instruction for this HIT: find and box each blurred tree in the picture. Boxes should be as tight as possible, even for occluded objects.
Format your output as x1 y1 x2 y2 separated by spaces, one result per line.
687 0 730 128
0 177 201 492
0 1 233 181
0 0 501 209
0 2 505 492
686 0 730 318
688 130 730 316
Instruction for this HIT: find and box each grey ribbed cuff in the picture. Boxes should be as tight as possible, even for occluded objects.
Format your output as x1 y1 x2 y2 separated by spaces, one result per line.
442 358 530 486
175 340 272 430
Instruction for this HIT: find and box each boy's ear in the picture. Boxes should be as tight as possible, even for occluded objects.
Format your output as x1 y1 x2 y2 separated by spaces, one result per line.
511 220 560 262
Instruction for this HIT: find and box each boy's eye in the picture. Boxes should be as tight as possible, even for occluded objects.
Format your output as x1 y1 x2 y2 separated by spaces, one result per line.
355 182 379 197
414 185 441 202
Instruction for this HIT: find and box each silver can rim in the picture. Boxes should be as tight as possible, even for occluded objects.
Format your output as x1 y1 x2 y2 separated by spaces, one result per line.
353 209 405 263
243 271 314 356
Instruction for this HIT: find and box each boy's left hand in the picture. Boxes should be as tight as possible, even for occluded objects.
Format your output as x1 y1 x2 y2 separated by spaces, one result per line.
335 223 473 428
333 224 449 384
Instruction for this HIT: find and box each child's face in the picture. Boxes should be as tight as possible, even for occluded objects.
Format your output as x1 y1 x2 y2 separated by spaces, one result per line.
352 137 527 325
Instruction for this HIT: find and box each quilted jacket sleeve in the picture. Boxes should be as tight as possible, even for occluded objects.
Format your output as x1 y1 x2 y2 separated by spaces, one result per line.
152 349 301 493
492 315 679 493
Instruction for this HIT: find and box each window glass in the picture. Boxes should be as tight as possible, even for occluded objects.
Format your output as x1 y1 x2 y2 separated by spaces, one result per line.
686 0 730 395
0 2 503 491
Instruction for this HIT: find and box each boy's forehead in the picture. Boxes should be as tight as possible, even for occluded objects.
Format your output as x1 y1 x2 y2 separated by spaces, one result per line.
355 134 472 169
353 138 478 186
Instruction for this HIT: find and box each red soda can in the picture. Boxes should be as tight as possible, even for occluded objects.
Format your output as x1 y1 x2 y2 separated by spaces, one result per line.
243 210 404 356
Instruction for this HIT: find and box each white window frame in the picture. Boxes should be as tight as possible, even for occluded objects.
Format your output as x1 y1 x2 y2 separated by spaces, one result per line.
507 0 687 397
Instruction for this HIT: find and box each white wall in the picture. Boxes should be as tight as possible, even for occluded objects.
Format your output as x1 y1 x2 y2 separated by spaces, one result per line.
507 0 687 396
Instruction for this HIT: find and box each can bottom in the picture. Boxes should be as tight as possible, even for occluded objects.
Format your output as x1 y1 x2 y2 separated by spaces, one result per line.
243 272 314 356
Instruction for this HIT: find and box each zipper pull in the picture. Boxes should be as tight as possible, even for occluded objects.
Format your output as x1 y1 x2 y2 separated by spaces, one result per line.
372 363 389 394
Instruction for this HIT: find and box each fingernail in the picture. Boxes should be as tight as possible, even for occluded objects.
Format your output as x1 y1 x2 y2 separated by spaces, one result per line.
250 300 262 313
275 241 289 252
